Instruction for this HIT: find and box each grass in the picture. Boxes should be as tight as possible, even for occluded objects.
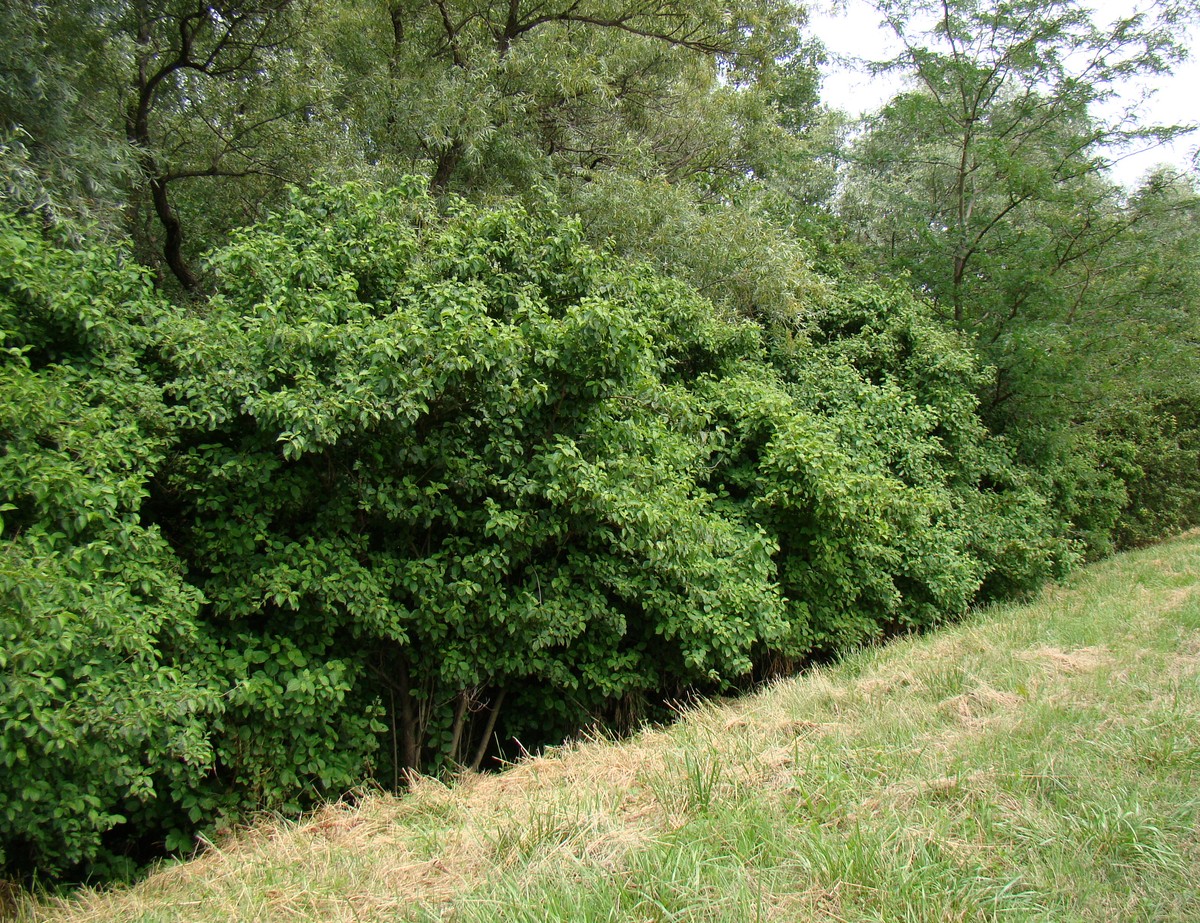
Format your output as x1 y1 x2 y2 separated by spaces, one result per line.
16 530 1200 922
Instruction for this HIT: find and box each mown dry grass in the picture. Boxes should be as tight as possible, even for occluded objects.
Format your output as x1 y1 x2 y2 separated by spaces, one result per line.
17 530 1200 922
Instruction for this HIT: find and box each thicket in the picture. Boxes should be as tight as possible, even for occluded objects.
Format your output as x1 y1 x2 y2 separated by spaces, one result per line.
2 0 1199 890
0 182 1103 879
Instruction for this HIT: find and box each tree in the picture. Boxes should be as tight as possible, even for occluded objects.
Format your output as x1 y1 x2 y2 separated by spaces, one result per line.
326 0 802 195
119 0 322 290
152 180 1054 781
843 0 1196 333
0 0 333 291
837 0 1200 554
3 0 814 289
1074 171 1200 545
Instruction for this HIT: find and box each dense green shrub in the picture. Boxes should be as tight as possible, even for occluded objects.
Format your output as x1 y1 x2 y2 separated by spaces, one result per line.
802 288 1079 599
701 281 1075 661
157 182 787 779
0 214 213 878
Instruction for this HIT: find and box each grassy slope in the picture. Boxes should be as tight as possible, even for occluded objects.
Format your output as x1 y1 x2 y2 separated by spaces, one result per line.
22 532 1200 922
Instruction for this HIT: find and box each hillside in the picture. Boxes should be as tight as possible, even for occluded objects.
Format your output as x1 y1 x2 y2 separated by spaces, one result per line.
17 531 1200 922
4 0 1200 907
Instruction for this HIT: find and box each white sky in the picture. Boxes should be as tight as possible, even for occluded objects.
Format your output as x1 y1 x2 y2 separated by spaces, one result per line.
805 0 1200 188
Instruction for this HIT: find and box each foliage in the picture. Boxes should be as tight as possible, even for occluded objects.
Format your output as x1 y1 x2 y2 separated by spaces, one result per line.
703 280 1075 660
0 0 337 289
0 214 213 878
7 163 1188 881
328 0 803 191
562 172 826 328
156 182 789 778
1076 173 1200 549
0 204 389 879
1 0 1198 885
1107 398 1200 549
1 0 814 290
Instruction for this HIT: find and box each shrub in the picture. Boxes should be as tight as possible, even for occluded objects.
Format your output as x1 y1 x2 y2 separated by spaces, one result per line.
158 182 786 778
0 214 213 878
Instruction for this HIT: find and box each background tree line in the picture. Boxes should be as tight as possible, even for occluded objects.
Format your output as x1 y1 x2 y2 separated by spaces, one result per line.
1 0 1198 883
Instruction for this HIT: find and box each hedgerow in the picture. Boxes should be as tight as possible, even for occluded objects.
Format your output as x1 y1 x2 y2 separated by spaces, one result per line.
0 183 1109 880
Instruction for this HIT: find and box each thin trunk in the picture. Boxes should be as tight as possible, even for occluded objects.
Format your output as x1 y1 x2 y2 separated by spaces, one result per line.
389 2 405 49
951 115 976 326
397 660 420 776
447 689 470 766
469 687 507 772
388 683 400 790
951 253 966 325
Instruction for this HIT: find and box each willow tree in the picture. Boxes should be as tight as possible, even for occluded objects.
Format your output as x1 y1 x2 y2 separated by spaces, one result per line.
0 1 132 228
118 0 331 290
0 0 334 290
326 0 803 194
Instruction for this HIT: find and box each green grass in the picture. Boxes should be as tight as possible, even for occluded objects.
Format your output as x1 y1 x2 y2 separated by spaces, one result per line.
19 531 1200 922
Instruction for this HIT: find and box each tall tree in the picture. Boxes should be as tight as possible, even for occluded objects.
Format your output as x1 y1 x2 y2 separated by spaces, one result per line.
836 0 1200 553
329 0 803 195
842 0 1196 334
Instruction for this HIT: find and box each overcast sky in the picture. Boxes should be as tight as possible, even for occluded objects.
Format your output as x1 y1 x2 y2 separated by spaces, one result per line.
805 0 1200 188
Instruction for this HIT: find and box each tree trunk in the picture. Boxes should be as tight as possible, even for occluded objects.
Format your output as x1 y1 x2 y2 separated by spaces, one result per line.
397 660 421 777
430 139 464 193
447 689 470 766
469 687 507 771
127 9 197 291
149 174 198 291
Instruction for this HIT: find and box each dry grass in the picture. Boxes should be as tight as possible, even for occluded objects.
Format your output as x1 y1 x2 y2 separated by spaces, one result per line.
16 531 1200 922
